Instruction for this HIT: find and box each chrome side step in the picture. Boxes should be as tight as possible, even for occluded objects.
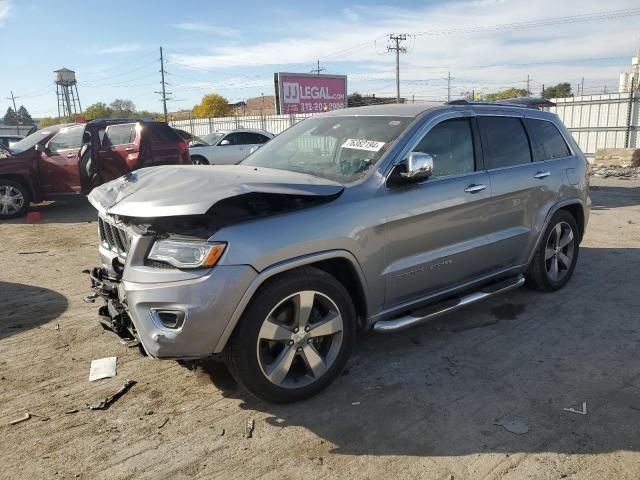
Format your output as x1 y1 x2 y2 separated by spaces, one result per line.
373 275 526 333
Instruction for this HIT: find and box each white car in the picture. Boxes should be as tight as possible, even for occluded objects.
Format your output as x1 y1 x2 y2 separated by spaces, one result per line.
188 129 274 165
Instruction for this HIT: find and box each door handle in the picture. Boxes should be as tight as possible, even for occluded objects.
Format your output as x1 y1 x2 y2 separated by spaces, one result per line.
125 147 134 152
464 184 487 193
534 171 551 179
66 153 75 158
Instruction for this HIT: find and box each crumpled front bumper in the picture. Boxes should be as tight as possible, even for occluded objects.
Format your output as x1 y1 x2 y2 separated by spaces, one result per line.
89 264 257 359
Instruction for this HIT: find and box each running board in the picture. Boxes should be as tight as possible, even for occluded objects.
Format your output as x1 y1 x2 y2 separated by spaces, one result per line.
373 275 526 333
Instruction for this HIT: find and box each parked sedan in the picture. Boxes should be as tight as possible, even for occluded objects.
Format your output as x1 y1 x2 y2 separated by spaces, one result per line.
189 128 273 165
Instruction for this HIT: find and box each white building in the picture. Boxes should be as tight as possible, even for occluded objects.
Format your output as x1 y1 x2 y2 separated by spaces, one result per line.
619 52 639 93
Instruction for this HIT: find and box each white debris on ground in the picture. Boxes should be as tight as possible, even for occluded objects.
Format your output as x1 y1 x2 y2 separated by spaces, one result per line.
590 165 640 179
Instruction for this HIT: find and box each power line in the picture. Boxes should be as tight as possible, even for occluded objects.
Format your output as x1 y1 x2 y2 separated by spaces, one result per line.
412 7 640 36
387 34 408 103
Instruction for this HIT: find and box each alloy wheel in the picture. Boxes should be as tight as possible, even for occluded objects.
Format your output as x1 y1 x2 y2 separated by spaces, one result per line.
256 290 344 389
0 185 25 216
544 221 575 282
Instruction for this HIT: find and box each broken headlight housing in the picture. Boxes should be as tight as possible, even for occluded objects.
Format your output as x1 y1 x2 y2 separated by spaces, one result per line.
147 240 226 269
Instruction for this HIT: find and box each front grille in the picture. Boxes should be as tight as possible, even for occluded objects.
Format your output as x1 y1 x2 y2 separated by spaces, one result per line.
99 217 131 257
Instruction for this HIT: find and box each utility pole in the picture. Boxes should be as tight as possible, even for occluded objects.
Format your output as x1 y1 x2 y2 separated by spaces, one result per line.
580 77 585 97
310 60 325 75
155 46 172 122
6 91 19 134
541 84 545 97
445 71 454 102
387 34 407 103
526 74 531 95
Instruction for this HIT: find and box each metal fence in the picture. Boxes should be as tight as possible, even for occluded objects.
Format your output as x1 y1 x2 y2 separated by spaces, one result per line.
169 113 316 137
547 92 639 159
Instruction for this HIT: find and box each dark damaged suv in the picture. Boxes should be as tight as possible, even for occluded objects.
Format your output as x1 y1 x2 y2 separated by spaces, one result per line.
87 101 590 403
0 119 190 219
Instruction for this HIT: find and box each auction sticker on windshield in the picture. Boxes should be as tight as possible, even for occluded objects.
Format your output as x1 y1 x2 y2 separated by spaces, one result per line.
341 139 385 152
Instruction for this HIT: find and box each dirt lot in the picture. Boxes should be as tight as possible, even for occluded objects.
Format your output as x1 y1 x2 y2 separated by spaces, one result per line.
1 178 639 480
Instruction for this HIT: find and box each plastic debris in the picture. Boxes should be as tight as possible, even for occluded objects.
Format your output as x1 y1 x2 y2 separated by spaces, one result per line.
563 402 587 415
88 379 136 410
158 418 169 429
494 419 529 435
244 418 255 439
89 357 117 382
9 413 31 425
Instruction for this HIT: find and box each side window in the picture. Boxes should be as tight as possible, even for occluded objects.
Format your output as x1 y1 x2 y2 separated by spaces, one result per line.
48 126 84 153
103 124 135 146
526 118 571 159
255 134 270 144
412 118 475 177
478 116 532 169
221 133 239 145
235 133 257 145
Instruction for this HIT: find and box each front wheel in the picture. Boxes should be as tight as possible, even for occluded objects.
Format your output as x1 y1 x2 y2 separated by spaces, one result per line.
191 155 210 165
226 267 356 403
0 179 30 219
526 210 579 291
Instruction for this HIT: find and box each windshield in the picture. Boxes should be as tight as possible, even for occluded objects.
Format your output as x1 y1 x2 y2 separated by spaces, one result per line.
10 129 54 154
241 116 413 182
202 132 225 145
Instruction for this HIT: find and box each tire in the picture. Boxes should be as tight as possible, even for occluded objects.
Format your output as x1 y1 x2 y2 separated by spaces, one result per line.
526 210 579 292
191 155 210 165
226 267 356 403
0 179 31 219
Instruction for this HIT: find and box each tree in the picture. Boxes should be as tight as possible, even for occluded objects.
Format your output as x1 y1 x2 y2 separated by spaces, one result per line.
84 102 113 120
3 107 18 126
17 106 34 125
192 94 233 118
109 99 136 117
348 92 365 107
542 82 572 99
484 88 529 101
38 116 74 127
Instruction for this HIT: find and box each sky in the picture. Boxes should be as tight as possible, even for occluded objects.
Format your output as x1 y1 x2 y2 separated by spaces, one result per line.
1 0 639 118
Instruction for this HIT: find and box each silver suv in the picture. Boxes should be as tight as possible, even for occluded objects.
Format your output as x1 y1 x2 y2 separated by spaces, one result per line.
87 101 590 403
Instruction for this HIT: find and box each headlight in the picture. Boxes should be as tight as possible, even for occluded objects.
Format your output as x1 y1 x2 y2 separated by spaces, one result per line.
148 240 226 269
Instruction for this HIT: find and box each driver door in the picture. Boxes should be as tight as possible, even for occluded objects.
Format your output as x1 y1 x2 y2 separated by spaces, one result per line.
39 125 84 194
215 132 250 164
382 116 495 307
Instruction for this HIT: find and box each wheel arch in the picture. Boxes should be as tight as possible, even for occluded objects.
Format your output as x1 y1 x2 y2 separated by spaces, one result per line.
190 154 210 165
213 250 369 353
526 198 585 266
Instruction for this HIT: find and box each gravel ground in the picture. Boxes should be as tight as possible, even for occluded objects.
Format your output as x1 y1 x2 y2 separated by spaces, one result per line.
1 178 639 480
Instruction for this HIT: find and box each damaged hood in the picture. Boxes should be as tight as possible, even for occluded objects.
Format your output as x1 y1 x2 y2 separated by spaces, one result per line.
88 165 344 217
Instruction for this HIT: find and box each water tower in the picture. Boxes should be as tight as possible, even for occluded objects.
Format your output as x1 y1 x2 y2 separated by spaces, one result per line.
54 68 82 118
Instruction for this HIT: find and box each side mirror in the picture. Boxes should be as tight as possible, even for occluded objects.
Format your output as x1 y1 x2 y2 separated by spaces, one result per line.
398 152 433 182
219 139 231 146
34 143 46 154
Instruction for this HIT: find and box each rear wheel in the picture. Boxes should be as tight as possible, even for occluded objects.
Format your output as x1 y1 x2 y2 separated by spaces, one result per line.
226 267 355 403
0 179 30 219
526 210 579 291
191 155 210 165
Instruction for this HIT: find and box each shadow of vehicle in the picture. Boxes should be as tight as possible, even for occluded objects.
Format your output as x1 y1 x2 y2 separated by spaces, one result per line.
590 184 640 210
0 281 68 340
194 246 640 457
3 196 97 224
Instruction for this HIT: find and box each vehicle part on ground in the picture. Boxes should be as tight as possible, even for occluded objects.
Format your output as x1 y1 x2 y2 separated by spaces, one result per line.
0 179 30 219
526 210 579 291
225 267 355 403
373 275 525 333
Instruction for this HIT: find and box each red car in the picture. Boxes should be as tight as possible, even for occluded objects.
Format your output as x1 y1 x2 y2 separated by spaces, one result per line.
0 119 191 219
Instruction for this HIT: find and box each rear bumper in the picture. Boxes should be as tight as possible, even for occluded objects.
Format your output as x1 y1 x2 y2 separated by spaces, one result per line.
89 264 257 359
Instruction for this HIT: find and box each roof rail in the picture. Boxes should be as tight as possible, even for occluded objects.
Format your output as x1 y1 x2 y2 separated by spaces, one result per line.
446 97 556 110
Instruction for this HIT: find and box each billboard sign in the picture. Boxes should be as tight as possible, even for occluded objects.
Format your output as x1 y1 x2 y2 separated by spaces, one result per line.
275 72 347 114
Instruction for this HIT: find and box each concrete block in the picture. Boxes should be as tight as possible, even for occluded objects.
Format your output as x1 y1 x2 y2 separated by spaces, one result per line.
594 148 640 167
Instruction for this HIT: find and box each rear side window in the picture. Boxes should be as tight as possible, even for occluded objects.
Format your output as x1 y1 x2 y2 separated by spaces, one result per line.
478 116 532 169
149 123 182 143
526 118 570 159
413 118 475 177
48 126 84 152
103 124 135 146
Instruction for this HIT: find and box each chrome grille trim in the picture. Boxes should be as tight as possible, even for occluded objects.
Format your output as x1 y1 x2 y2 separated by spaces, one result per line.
98 216 132 258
